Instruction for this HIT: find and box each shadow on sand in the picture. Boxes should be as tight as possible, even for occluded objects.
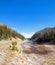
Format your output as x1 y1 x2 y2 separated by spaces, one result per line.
22 42 54 55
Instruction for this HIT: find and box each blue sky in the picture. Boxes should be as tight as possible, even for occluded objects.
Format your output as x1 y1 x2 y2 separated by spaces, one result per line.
0 0 55 38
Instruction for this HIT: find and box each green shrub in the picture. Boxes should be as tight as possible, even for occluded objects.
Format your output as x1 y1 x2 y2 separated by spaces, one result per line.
11 41 18 51
12 41 17 45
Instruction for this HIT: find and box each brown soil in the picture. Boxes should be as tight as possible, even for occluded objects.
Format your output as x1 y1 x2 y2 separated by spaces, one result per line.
21 43 55 63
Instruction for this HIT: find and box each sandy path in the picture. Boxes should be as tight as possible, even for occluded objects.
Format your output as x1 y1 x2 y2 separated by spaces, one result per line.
0 40 55 65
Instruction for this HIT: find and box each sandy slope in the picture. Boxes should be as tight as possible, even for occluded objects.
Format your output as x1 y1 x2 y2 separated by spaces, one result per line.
0 39 55 65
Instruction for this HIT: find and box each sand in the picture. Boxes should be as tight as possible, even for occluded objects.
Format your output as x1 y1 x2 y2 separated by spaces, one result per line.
0 39 55 65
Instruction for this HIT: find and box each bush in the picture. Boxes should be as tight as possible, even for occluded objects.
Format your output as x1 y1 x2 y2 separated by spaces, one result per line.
11 41 18 51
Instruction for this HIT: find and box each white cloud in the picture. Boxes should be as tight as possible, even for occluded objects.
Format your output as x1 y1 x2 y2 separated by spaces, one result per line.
10 26 34 38
21 32 34 38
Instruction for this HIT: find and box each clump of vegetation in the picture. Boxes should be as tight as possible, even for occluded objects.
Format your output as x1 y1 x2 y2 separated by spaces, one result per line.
0 23 25 40
10 41 22 53
11 41 18 51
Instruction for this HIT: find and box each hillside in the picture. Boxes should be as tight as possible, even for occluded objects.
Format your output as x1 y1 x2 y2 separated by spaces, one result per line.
0 24 55 65
31 27 55 43
0 23 25 40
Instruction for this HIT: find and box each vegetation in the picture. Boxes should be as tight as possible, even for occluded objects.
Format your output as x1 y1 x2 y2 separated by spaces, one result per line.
11 41 18 51
10 41 22 52
31 28 55 43
0 23 25 40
